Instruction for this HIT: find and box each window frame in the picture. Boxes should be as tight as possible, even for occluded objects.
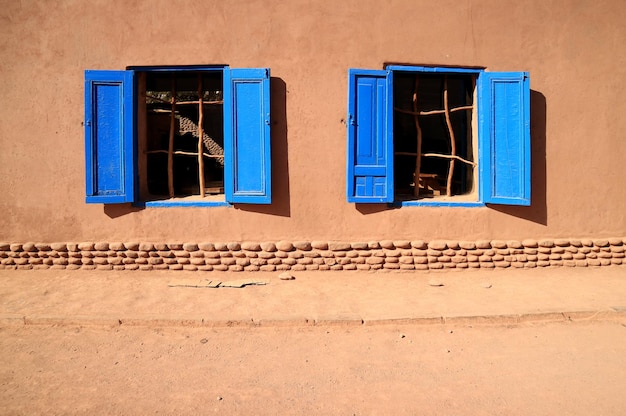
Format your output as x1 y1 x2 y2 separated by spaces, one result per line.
346 65 530 207
84 65 272 207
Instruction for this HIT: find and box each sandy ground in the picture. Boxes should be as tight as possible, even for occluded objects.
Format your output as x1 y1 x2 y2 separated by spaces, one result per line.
1 320 626 415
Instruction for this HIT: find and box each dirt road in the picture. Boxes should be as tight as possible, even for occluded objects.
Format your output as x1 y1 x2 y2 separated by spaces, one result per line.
2 320 625 415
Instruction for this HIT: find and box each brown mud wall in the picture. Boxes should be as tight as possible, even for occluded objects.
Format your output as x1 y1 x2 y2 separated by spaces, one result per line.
1 0 625 245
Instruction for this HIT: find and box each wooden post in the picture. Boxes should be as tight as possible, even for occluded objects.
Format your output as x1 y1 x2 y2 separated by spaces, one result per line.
443 76 457 197
412 76 423 198
168 76 176 198
197 75 206 197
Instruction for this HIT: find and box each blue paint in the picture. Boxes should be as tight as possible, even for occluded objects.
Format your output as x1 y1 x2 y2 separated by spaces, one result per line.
394 200 485 208
137 200 231 208
84 70 136 204
224 68 272 204
386 65 483 75
348 66 531 207
347 69 394 203
478 72 530 206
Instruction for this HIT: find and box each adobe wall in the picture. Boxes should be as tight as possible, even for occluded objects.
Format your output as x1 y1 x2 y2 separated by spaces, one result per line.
1 0 625 251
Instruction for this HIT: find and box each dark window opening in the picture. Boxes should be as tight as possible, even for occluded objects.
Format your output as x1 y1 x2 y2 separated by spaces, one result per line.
393 73 476 200
141 71 224 199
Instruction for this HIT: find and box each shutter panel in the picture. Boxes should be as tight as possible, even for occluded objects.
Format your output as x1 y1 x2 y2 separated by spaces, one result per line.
224 68 272 204
84 70 136 204
478 71 531 206
346 69 393 203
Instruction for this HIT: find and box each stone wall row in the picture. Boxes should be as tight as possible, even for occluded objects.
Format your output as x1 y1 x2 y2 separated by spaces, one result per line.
0 238 625 272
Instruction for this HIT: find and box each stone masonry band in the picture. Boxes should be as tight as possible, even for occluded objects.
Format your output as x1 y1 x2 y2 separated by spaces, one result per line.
0 239 625 272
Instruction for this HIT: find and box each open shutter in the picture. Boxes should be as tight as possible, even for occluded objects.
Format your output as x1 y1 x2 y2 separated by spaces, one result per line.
346 69 393 203
478 71 530 206
84 70 136 204
224 68 271 204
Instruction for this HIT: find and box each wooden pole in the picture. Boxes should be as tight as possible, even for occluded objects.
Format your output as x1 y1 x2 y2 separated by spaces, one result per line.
412 76 423 198
168 76 176 198
197 74 206 197
443 76 457 197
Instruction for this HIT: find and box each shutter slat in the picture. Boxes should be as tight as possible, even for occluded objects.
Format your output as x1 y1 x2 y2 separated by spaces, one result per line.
478 72 531 206
224 68 271 204
84 70 136 204
347 69 393 203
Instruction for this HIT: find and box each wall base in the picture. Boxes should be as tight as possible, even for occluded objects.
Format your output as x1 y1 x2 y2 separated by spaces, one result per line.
1 238 624 272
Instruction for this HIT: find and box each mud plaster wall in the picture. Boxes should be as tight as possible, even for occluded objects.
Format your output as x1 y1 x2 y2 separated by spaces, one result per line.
1 0 625 244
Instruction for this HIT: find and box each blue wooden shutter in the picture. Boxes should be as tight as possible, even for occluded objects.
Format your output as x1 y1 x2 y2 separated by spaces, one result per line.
84 70 136 204
224 68 271 204
346 69 393 203
478 71 530 206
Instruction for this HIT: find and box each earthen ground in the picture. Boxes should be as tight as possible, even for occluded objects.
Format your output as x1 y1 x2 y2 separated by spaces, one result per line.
1 321 626 415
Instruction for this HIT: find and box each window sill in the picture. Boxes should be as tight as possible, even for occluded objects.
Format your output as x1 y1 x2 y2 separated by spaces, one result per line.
134 196 231 208
392 200 485 208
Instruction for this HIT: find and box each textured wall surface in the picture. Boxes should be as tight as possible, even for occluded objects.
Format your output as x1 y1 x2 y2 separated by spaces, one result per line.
1 238 624 272
1 0 625 245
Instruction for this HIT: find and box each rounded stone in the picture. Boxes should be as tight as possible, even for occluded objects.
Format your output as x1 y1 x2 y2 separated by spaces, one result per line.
241 242 261 251
226 242 240 251
21 242 36 252
276 241 294 251
522 239 538 248
49 242 67 251
198 242 215 251
490 240 507 249
447 241 461 250
609 238 624 246
109 242 125 251
476 240 492 249
351 242 369 250
393 240 411 249
329 242 351 251
260 242 277 252
183 243 199 252
366 257 384 265
368 241 381 249
411 240 427 249
378 240 394 249
138 243 154 251
428 240 447 250
594 239 609 247
123 242 140 251
459 241 476 250
211 243 226 251
506 240 523 249
311 241 328 250
293 241 312 251
94 242 109 251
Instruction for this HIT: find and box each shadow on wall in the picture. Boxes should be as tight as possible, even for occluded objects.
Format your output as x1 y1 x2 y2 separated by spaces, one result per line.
355 90 548 226
490 90 547 225
234 77 290 217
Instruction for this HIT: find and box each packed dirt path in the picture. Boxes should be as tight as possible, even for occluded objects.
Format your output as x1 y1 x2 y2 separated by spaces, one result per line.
2 320 625 415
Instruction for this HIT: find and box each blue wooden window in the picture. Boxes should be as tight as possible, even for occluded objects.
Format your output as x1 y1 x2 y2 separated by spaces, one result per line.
224 68 272 204
84 66 272 206
346 66 531 206
84 70 136 204
478 72 530 206
346 69 394 203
